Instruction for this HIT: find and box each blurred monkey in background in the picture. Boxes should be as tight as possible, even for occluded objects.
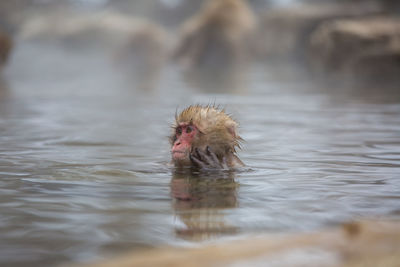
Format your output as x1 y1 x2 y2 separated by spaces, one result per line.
173 0 256 69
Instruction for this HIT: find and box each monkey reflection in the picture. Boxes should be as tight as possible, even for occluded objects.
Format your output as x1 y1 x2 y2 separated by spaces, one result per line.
0 75 9 102
170 171 238 241
173 0 256 93
181 63 248 93
0 29 12 71
115 24 169 91
0 29 11 101
174 0 255 68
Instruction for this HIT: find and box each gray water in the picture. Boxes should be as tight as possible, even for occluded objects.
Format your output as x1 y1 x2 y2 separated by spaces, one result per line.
1 42 400 266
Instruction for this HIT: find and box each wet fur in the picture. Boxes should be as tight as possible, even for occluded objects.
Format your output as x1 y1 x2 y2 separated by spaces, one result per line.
171 105 242 162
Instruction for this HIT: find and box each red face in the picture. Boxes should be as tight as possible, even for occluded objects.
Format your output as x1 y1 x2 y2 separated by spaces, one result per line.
171 123 198 165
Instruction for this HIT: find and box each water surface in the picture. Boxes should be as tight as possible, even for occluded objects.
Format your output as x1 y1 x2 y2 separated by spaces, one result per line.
0 41 399 266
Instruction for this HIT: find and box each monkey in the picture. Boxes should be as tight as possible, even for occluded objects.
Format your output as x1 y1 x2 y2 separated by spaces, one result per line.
170 105 244 169
173 0 256 69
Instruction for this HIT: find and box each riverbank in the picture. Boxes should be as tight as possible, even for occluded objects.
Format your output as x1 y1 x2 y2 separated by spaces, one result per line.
77 219 400 267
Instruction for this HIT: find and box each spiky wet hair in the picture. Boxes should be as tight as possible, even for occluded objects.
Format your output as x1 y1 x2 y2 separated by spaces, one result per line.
170 105 242 157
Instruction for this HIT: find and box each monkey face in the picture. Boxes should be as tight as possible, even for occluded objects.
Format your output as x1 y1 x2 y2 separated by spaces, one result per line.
171 123 199 166
170 105 243 169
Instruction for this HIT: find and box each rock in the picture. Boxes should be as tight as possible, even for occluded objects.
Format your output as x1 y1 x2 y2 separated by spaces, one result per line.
255 2 382 61
77 219 400 267
308 16 400 83
18 11 155 48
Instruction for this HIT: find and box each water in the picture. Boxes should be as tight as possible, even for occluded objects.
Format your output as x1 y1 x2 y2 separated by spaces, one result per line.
0 41 399 266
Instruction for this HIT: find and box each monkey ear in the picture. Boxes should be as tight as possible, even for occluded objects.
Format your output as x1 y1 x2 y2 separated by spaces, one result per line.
225 121 238 138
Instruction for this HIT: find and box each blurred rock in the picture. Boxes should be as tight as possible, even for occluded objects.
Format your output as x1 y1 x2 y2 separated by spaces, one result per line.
78 219 400 267
308 16 400 84
373 0 400 13
0 0 32 33
173 0 256 69
17 10 173 91
255 2 382 61
0 29 12 70
18 11 156 48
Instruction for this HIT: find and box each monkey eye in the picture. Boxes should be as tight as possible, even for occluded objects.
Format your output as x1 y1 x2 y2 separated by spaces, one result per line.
186 126 193 134
176 127 182 135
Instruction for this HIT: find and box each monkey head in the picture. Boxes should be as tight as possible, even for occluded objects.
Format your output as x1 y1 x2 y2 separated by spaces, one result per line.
170 105 242 168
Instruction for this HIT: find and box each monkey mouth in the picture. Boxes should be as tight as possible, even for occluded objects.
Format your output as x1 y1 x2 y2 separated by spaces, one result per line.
172 150 187 160
172 150 185 155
